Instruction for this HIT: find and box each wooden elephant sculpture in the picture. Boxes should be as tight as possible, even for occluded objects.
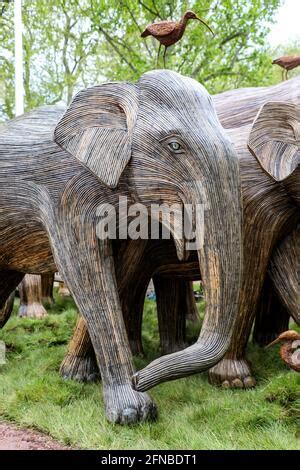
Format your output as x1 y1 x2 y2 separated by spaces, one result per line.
0 70 243 423
18 273 55 318
253 225 299 346
64 77 300 390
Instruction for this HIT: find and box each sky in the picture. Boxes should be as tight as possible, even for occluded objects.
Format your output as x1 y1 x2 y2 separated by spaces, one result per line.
268 0 300 47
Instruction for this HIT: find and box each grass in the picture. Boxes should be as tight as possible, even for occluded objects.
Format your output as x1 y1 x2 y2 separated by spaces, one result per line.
0 291 299 450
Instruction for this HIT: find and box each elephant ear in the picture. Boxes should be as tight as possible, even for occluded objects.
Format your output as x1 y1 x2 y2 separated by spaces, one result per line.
248 101 300 181
54 82 139 188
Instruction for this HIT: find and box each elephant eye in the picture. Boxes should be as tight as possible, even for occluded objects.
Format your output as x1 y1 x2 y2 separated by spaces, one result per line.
168 141 182 153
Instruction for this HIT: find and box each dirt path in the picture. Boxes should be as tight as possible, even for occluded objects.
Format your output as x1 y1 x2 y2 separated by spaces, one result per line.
0 422 69 450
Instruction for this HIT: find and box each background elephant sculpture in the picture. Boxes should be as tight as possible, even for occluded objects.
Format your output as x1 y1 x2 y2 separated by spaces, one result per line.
61 225 297 387
65 77 300 390
267 225 299 326
0 70 243 423
0 273 55 323
18 274 50 318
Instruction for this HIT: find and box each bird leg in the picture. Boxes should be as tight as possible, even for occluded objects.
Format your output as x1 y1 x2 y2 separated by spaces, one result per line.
163 46 168 68
156 43 161 68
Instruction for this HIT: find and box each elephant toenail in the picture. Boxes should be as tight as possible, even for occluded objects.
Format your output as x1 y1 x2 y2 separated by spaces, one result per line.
231 378 243 388
244 376 256 388
122 408 138 424
221 380 230 389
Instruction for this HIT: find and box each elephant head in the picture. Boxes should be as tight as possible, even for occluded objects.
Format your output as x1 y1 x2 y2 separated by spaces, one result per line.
54 70 243 391
248 101 300 182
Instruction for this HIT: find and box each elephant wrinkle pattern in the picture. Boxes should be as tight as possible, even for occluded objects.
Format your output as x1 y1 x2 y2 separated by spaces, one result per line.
0 70 243 423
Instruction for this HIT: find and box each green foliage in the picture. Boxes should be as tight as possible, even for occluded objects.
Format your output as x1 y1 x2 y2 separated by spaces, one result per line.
0 0 283 121
0 293 299 450
92 0 282 91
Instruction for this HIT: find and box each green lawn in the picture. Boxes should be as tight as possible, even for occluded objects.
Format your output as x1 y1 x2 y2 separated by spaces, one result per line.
0 292 299 450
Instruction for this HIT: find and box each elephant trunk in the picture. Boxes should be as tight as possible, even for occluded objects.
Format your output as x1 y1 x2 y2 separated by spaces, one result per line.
132 153 243 392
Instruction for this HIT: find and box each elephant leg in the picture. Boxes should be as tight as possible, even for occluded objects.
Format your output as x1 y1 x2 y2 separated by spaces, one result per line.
268 226 299 325
58 280 71 297
60 316 100 382
122 284 146 357
208 204 297 389
0 292 15 328
60 239 150 381
208 226 270 389
153 276 187 355
59 291 145 384
116 239 151 357
59 295 145 383
47 205 156 424
41 272 55 306
18 274 48 318
0 270 24 328
185 281 200 323
252 274 290 346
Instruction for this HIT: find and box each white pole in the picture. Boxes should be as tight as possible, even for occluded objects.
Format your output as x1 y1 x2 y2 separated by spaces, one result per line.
14 0 24 116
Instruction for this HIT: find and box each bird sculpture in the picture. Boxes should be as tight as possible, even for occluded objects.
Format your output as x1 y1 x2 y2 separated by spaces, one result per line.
272 55 300 81
267 330 300 372
141 10 214 67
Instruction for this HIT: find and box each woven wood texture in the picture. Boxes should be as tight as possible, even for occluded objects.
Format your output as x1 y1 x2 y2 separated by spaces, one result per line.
0 70 244 423
18 274 48 319
39 77 300 391
269 225 299 324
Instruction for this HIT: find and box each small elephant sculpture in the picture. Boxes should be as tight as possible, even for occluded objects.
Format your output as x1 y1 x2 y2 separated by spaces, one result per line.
0 70 243 423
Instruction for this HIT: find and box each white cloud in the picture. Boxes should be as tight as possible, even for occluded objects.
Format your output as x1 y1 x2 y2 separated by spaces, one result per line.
268 0 300 47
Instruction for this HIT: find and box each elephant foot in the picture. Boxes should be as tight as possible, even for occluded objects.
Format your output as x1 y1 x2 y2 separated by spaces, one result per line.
0 292 15 328
208 357 256 389
59 352 100 383
103 383 157 425
18 303 48 319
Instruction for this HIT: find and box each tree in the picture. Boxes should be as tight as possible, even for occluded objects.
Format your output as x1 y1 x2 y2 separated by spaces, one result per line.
0 0 282 122
1 0 102 120
0 1 14 119
88 0 282 90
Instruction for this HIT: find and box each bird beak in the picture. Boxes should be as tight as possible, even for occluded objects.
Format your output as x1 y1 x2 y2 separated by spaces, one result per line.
265 337 281 349
195 16 215 36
